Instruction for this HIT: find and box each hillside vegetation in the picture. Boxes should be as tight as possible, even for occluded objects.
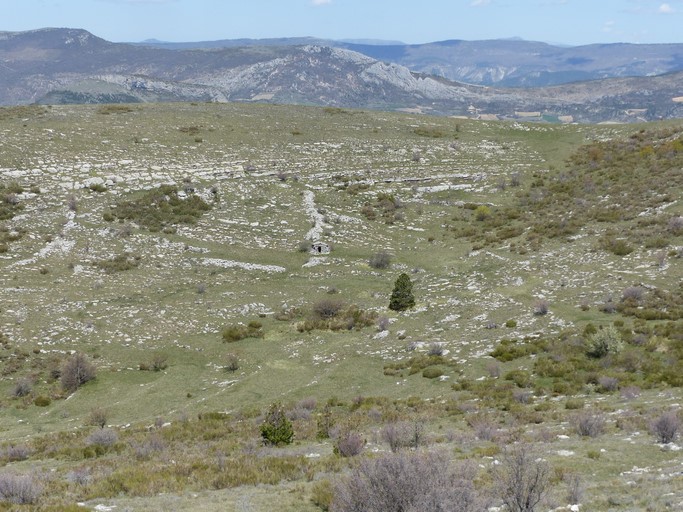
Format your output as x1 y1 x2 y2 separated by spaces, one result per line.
0 103 682 511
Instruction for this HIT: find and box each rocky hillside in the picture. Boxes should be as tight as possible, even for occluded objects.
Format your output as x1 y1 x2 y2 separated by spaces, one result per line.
339 39 683 87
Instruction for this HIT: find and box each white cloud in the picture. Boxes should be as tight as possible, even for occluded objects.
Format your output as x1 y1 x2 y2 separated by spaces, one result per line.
602 20 615 33
311 0 332 5
658 3 675 14
470 0 491 6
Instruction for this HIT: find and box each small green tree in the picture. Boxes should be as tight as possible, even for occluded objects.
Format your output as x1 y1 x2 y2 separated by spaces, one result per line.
260 403 294 446
389 273 415 311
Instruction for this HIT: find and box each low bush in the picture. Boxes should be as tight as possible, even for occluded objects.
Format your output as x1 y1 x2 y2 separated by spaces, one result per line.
413 126 449 138
11 378 32 398
381 422 420 452
533 299 549 316
494 445 550 512
0 473 41 504
106 185 213 232
297 304 377 333
650 411 680 444
565 398 584 410
586 325 623 358
311 479 334 511
97 104 135 115
422 367 444 379
222 321 264 342
94 253 140 273
427 342 444 356
33 396 51 407
601 237 634 256
598 376 619 392
87 428 119 448
61 353 96 392
1 445 30 462
334 430 365 457
313 299 345 319
575 412 605 437
505 369 533 388
224 353 240 372
333 452 483 512
368 250 392 269
490 337 547 362
86 408 108 429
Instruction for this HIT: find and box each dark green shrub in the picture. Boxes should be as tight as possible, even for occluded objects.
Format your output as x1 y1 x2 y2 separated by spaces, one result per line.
601 237 634 256
565 398 584 410
89 183 107 193
490 338 546 362
33 396 51 407
260 403 294 446
222 321 264 342
107 185 212 232
94 253 140 273
504 370 533 388
422 367 444 379
413 126 448 138
311 479 333 510
97 104 135 115
583 323 598 336
474 205 491 221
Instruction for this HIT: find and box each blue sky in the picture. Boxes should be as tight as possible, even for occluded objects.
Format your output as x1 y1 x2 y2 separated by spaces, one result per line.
2 0 682 45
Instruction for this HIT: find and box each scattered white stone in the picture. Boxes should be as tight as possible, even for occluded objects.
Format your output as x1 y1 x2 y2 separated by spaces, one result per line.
197 258 285 273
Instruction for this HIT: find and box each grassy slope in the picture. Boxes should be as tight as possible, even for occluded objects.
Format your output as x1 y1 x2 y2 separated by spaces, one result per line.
0 103 682 510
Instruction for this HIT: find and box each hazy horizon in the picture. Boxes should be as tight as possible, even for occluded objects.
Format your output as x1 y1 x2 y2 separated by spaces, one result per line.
3 0 682 47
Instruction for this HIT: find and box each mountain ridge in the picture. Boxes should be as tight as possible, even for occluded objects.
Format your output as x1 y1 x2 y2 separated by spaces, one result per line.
2 28 683 123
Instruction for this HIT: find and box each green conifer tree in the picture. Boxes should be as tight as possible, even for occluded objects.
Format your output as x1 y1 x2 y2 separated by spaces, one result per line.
389 273 416 311
260 402 294 446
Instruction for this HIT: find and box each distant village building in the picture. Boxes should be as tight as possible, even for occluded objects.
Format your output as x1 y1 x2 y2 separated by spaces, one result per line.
310 241 330 255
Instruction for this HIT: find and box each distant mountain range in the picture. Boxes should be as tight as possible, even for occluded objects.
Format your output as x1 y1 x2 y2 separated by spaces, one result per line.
1 28 683 123
137 36 683 88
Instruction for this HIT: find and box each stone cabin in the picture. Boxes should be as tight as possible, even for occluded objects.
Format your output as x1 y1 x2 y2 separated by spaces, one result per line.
310 241 331 255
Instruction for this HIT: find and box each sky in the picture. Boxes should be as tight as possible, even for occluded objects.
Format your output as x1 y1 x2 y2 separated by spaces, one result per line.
1 0 682 46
